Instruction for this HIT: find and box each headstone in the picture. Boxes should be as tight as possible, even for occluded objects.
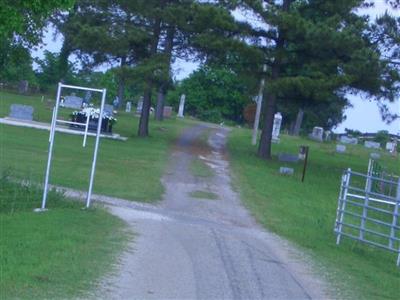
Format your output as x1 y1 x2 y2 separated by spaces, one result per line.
298 145 308 160
340 136 358 145
177 94 186 118
63 94 83 109
279 167 294 175
386 142 396 152
370 152 381 160
272 112 283 142
364 141 381 149
278 153 299 163
125 101 132 113
324 130 332 141
103 104 114 116
136 97 144 114
9 104 34 121
113 96 120 109
336 144 346 153
83 91 92 106
163 106 173 118
309 126 324 142
18 80 29 94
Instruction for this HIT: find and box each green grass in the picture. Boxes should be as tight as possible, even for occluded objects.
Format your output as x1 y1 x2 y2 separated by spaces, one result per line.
0 175 128 299
0 91 190 202
189 190 219 200
228 129 400 299
190 159 215 178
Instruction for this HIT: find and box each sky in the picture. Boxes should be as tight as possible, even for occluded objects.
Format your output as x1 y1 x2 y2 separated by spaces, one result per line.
32 1 400 134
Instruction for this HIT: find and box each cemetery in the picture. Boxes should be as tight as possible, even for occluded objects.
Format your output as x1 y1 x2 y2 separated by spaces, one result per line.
2 1 400 300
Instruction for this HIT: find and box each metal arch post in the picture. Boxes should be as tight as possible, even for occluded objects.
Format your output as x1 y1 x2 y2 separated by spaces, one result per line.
85 88 107 208
83 113 90 147
336 168 351 245
41 82 62 209
390 178 400 265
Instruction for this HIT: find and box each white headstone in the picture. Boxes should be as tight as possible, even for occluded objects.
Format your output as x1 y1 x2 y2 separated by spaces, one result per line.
103 104 114 117
279 167 294 175
370 152 381 159
324 130 332 141
336 144 346 153
386 142 396 152
364 141 381 149
340 136 358 145
310 126 324 142
136 97 143 114
125 101 132 112
63 94 83 109
9 104 34 121
177 94 186 118
272 112 282 142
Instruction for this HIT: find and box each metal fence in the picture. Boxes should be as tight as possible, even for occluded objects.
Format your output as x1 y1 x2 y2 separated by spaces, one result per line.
367 158 399 198
334 168 400 266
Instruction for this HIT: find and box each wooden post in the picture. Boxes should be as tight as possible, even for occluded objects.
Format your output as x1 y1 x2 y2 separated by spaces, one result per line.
301 146 309 182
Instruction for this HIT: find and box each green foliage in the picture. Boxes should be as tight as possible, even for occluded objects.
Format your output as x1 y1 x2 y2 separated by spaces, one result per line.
374 130 391 146
35 51 76 91
345 128 362 137
168 66 251 123
0 42 37 87
0 0 74 43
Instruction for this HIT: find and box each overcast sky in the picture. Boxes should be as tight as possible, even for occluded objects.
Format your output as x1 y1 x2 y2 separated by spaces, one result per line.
32 1 400 134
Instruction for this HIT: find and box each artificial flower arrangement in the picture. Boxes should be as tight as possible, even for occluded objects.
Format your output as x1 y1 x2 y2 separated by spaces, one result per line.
70 105 117 133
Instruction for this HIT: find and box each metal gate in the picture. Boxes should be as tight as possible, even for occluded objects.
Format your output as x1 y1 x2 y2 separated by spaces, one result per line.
334 168 400 266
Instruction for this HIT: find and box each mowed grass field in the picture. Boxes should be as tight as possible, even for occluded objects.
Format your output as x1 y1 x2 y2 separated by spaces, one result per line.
0 91 189 201
0 176 128 299
228 129 400 299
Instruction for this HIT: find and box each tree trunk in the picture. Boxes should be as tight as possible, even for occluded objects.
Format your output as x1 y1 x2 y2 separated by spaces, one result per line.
155 26 175 121
293 108 304 136
155 87 165 121
257 93 277 158
117 56 127 108
137 17 162 137
257 0 291 159
138 80 153 137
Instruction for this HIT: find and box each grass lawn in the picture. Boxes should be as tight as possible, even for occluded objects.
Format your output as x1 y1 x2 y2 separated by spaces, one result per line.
0 175 128 299
228 129 400 299
0 91 190 202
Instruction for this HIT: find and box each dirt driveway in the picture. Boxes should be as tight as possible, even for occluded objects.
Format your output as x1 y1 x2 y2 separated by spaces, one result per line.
97 124 330 299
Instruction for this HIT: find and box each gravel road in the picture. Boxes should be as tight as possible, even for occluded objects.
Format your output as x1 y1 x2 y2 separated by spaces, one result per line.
97 124 330 300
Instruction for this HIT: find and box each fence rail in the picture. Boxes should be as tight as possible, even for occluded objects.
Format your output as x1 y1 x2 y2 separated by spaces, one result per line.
334 168 400 266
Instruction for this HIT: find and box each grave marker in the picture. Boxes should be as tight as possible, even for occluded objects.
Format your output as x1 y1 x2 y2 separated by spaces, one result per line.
278 153 299 163
272 112 282 142
340 136 358 145
63 94 83 109
364 141 381 149
163 106 173 118
280 167 294 175
177 94 186 118
125 101 132 112
309 126 324 142
9 104 34 121
336 144 346 153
